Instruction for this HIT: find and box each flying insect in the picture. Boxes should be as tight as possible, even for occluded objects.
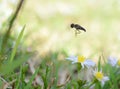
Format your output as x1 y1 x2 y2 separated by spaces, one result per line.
70 23 86 35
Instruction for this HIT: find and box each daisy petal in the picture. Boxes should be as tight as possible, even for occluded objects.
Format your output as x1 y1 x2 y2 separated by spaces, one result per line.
103 76 109 81
66 56 77 62
84 59 95 67
101 77 109 86
108 56 117 66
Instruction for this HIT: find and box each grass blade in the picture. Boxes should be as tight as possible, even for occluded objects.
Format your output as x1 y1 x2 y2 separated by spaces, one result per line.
0 54 31 75
0 0 24 54
16 65 23 89
98 56 101 71
24 67 39 89
10 25 25 62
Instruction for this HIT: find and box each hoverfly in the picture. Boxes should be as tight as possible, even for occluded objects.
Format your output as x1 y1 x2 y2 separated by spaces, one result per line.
70 23 86 35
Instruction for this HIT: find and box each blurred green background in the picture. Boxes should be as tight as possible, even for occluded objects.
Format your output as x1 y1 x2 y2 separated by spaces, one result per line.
1 0 120 62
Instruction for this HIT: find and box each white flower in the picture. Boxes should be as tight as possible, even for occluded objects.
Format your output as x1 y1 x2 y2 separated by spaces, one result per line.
66 55 95 68
93 69 109 86
108 56 120 67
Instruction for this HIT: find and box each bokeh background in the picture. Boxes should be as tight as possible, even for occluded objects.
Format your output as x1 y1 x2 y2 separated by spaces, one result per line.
1 0 120 63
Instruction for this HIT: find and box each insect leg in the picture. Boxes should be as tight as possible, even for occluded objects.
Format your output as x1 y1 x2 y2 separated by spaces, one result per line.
75 30 78 36
74 30 81 36
77 30 81 34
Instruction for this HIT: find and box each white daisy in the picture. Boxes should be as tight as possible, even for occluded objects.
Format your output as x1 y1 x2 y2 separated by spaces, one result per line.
66 55 95 68
93 69 109 86
108 56 120 67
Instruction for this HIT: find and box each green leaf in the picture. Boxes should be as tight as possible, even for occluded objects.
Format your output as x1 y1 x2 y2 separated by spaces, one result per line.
98 56 101 71
16 65 23 89
10 25 25 62
0 80 3 88
24 67 39 89
77 79 86 89
0 53 31 75
76 63 82 71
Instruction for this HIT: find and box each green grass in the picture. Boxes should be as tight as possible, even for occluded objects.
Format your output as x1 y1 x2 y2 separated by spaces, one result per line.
10 25 25 62
0 0 120 89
